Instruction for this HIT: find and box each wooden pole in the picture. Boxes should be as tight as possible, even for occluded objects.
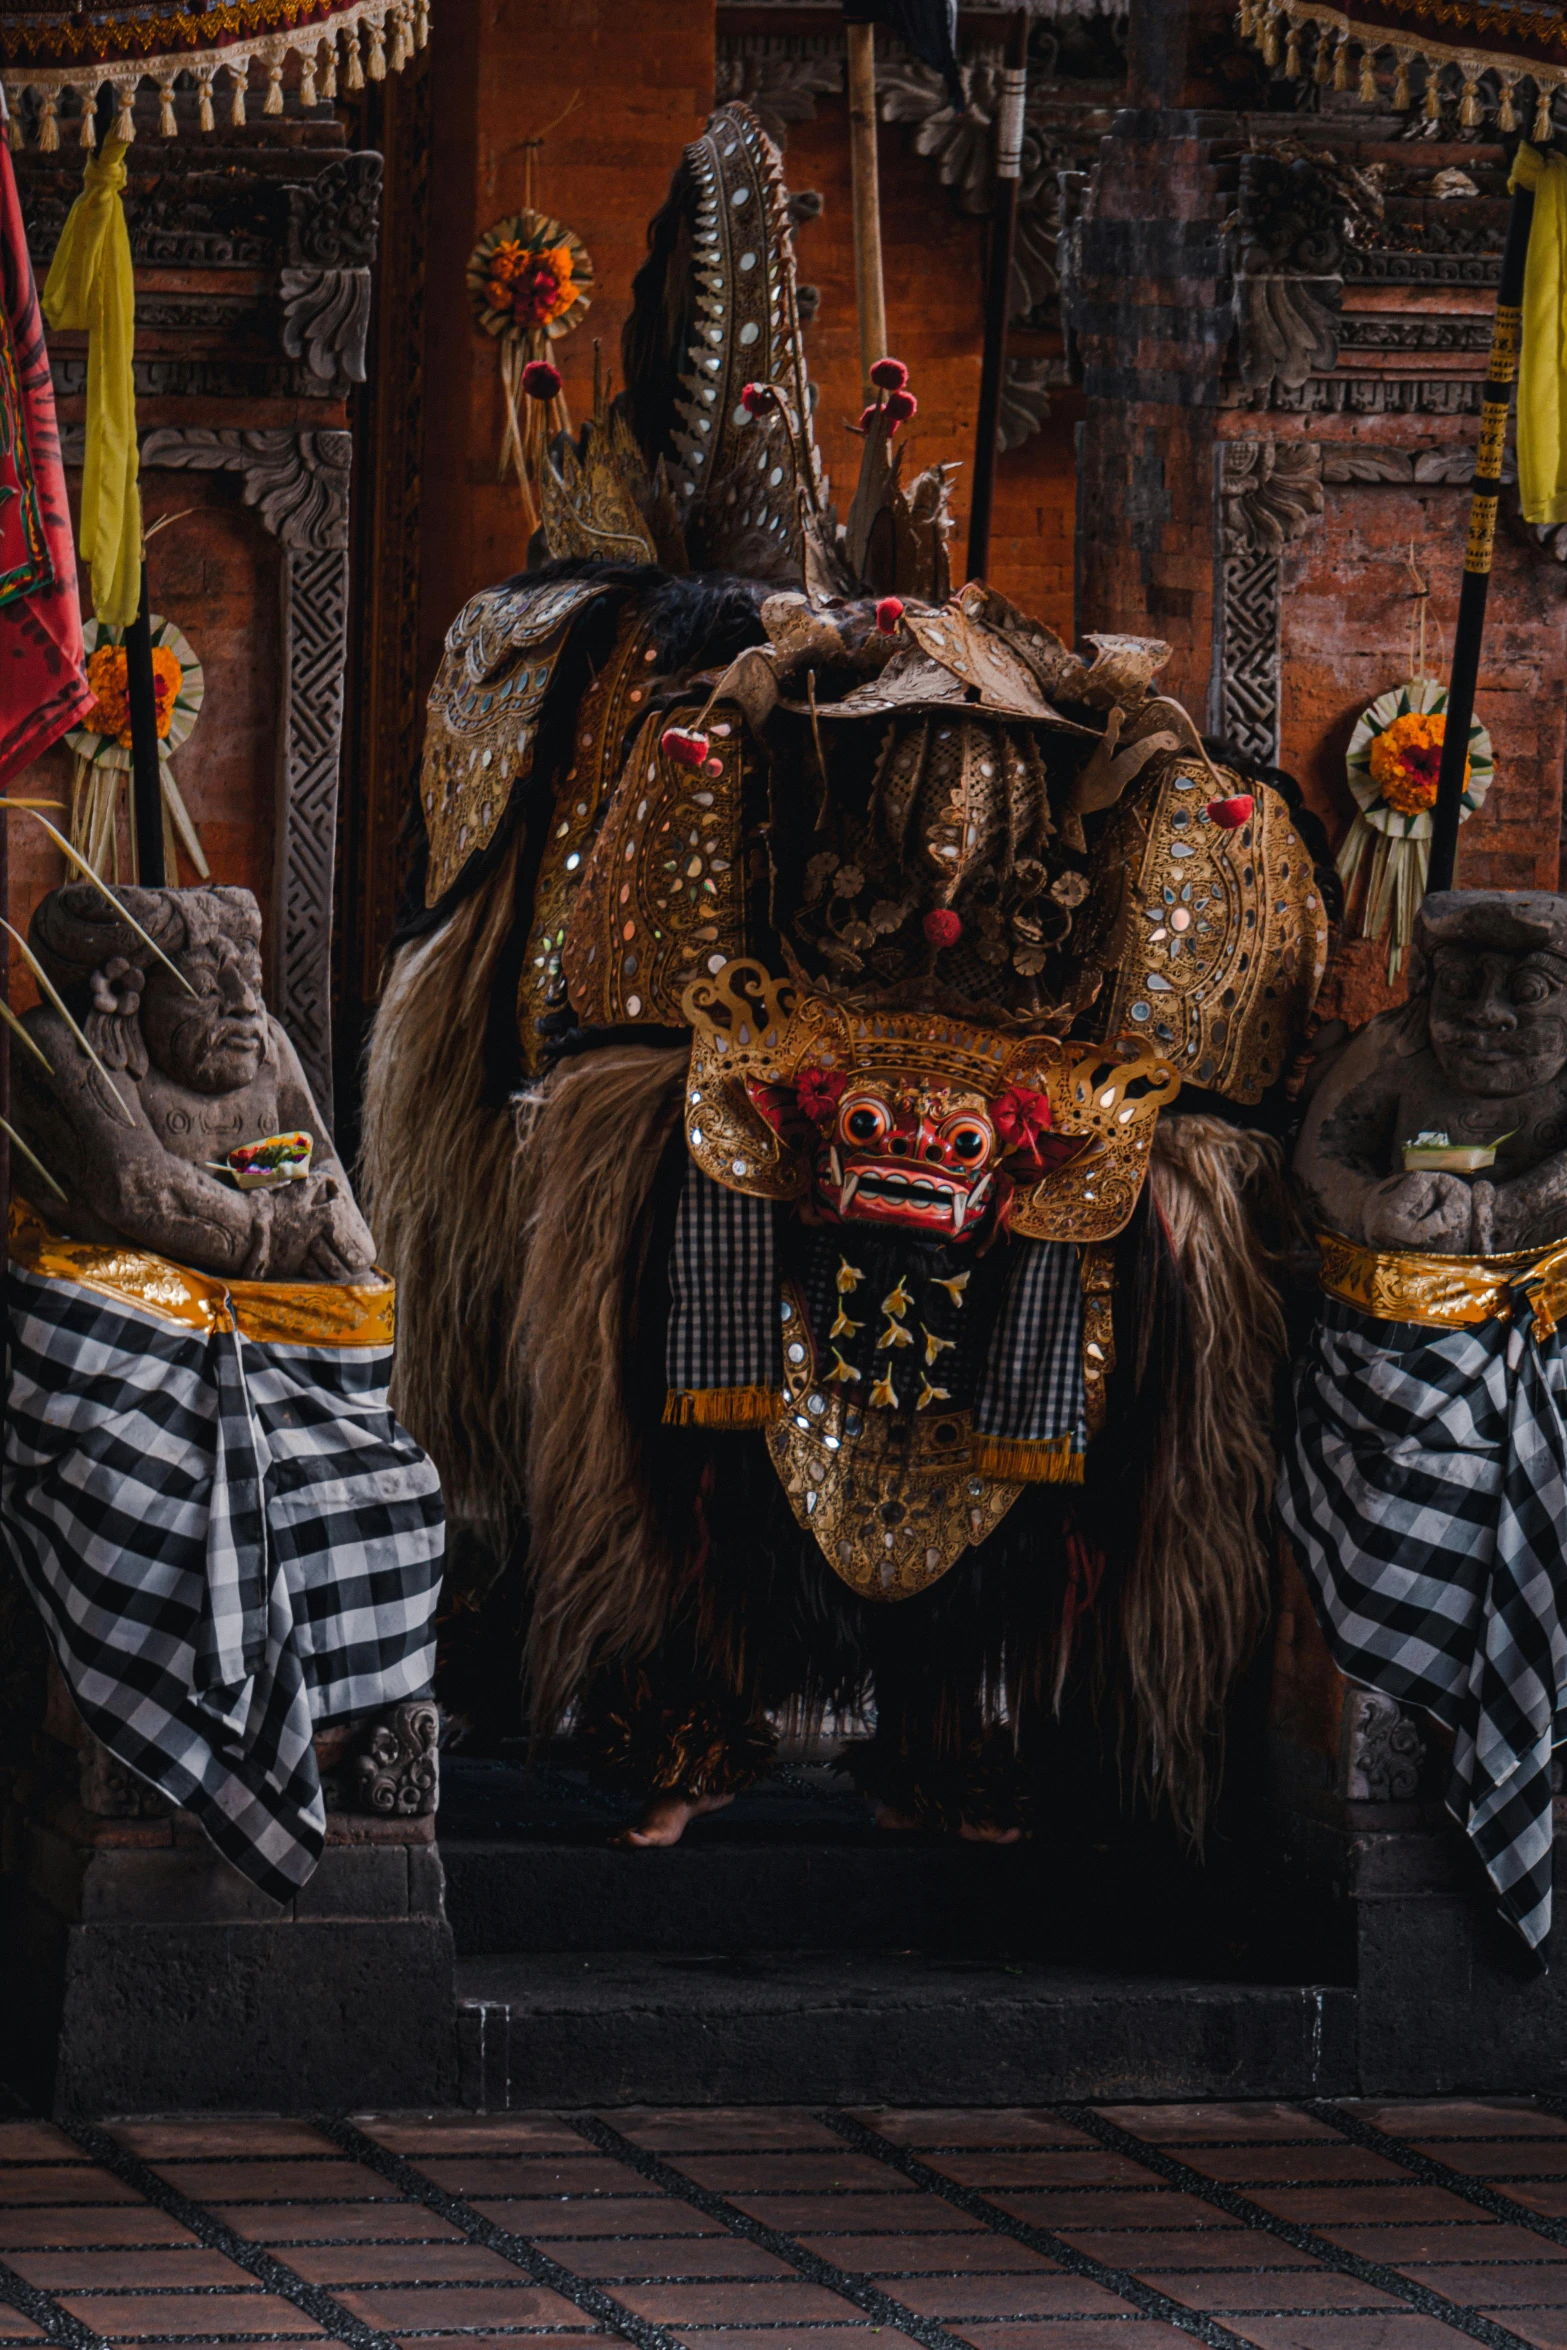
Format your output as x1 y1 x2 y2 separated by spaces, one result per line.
847 19 888 394
125 559 165 886
1 759 10 1491
967 8 1028 584
1428 177 1535 897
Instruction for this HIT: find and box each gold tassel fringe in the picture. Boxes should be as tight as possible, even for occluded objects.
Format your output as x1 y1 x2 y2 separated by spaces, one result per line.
662 1385 781 1431
971 1434 1085 1485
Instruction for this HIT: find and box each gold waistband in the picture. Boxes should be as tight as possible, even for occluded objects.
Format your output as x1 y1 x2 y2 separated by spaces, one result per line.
9 1198 396 1348
1317 1229 1567 1340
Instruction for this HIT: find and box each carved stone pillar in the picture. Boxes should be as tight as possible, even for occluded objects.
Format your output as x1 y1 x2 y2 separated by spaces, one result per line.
1212 439 1324 765
138 429 352 1116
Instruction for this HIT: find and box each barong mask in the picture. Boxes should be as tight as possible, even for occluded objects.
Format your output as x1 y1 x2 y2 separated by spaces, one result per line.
682 960 1176 1247
756 1066 1071 1241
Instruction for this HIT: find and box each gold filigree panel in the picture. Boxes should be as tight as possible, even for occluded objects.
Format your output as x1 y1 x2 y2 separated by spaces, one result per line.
1088 759 1329 1105
518 613 660 1075
562 702 751 1027
420 577 610 907
769 1298 1024 1600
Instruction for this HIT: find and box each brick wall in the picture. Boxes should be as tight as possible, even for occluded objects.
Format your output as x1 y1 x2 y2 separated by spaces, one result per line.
418 0 717 692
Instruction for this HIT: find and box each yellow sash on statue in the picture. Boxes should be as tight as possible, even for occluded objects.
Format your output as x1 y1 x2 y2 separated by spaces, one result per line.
1317 1229 1567 1344
8 1197 396 1349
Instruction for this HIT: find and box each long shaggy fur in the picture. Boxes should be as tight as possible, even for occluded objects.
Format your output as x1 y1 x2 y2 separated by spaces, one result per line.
1113 1112 1294 1841
360 835 536 1529
517 1044 690 1732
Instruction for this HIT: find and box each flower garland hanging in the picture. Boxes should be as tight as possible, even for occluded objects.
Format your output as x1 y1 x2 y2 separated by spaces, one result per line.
1340 677 1492 980
65 613 207 884
467 208 592 529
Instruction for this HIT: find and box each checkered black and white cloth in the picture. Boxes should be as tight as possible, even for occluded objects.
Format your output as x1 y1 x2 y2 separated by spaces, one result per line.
666 1163 779 1397
1280 1291 1567 1952
666 1155 1085 1458
4 1263 444 1903
975 1239 1085 1455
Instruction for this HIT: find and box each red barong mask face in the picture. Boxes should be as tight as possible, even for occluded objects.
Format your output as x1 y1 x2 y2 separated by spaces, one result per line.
755 1066 1062 1241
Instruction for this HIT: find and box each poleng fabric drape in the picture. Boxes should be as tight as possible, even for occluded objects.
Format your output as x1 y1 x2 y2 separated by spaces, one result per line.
2 1204 443 1900
1281 1246 1567 1954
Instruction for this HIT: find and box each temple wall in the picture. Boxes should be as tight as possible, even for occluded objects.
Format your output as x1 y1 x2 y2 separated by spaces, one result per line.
1070 115 1567 1030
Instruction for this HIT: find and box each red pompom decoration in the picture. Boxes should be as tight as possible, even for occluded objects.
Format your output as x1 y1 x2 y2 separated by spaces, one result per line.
741 382 777 417
993 1085 1053 1154
870 356 909 391
875 597 905 635
1206 793 1255 831
521 359 562 402
856 403 879 433
796 1065 848 1128
923 908 963 949
660 726 711 769
884 388 918 426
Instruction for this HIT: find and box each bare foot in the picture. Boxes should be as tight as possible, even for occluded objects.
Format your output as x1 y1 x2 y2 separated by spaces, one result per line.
874 1803 922 1833
874 1805 1024 1841
613 1791 734 1849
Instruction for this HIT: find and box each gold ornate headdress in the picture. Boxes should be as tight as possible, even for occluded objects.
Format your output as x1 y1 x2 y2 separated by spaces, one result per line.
540 102 827 584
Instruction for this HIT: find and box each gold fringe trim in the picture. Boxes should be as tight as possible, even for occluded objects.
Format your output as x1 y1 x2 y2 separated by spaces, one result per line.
662 1384 781 1430
971 1433 1085 1485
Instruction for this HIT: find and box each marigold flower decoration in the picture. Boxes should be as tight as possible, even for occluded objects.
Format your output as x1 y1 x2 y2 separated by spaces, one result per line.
66 616 207 887
467 209 594 529
1341 680 1493 982
483 239 581 334
1367 709 1470 818
82 644 184 748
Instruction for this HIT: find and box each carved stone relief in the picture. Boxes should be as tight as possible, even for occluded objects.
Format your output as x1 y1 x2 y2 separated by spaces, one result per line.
713 45 843 148
999 354 1058 453
1230 153 1342 400
137 427 353 1120
1212 441 1324 767
319 1697 441 1817
23 149 383 403
1341 1688 1427 1802
281 153 382 397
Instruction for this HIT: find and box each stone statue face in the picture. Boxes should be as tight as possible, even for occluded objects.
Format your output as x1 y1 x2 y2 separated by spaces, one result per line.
140 927 269 1096
1426 942 1567 1099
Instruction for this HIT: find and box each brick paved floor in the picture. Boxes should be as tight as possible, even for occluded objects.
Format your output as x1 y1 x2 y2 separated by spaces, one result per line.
5 2101 1567 2350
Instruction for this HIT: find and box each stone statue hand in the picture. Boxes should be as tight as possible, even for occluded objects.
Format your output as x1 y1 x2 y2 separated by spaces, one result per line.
1363 1170 1473 1252
268 1174 378 1281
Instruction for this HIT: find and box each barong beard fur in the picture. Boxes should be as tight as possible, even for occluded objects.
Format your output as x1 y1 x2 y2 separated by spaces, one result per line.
361 829 540 1531
1131 1114 1293 1842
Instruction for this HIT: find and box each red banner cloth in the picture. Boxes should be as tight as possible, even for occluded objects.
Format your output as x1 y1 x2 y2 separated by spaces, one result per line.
0 141 90 789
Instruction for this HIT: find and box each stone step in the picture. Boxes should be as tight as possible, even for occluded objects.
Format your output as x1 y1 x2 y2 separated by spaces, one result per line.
440 1757 1039 1956
454 1949 1359 2108
436 1756 1339 1978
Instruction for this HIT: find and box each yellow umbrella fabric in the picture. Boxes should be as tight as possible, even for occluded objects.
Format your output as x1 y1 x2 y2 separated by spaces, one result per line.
40 139 140 626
